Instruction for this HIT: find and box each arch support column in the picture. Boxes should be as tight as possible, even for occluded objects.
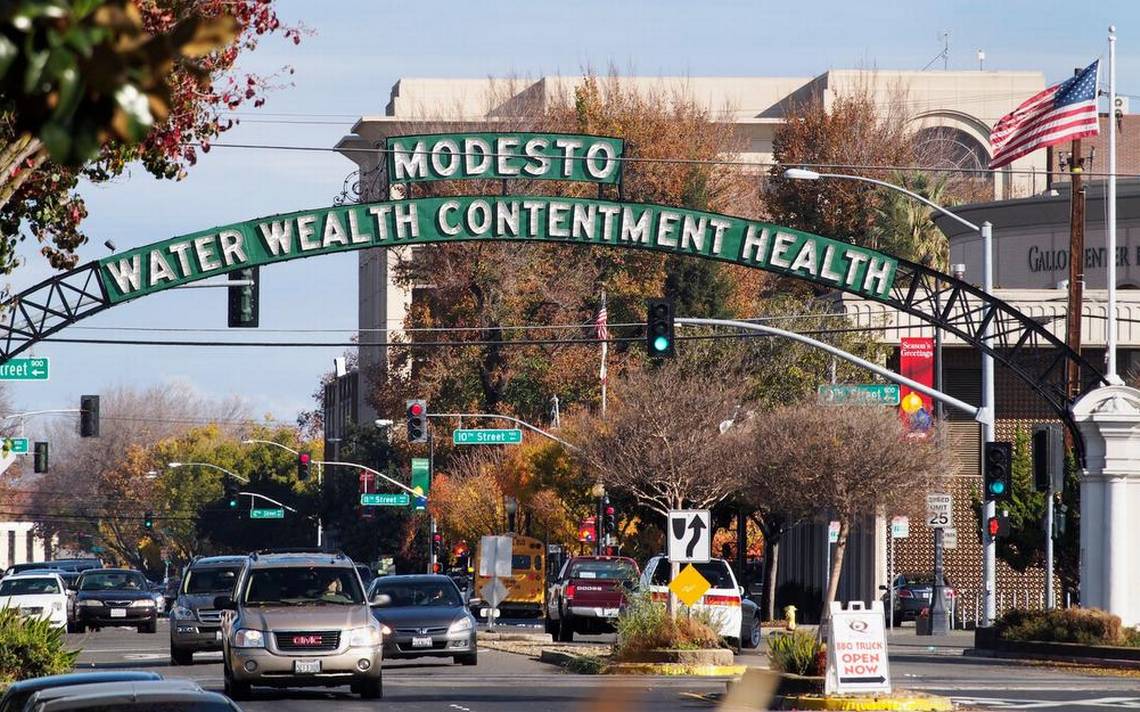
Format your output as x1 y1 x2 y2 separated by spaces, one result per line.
1073 385 1140 625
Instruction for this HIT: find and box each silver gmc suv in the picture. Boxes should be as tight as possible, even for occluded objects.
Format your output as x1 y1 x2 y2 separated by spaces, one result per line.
216 550 384 700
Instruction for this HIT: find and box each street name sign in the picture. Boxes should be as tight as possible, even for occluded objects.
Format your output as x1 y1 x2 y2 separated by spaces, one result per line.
667 510 711 564
825 600 891 695
817 384 901 406
250 508 284 519
3 438 29 455
360 492 410 507
890 516 909 539
942 527 958 550
926 493 953 529
453 428 523 445
0 357 49 381
669 563 712 607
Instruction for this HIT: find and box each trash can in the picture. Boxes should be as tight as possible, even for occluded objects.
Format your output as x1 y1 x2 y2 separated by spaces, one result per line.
915 606 932 635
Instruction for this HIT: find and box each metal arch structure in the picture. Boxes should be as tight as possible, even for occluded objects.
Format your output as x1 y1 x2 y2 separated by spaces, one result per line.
0 196 1105 449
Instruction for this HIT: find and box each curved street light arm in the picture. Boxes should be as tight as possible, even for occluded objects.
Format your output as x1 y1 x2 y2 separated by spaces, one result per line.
238 491 297 513
812 171 981 233
168 461 250 484
316 460 418 497
241 439 300 456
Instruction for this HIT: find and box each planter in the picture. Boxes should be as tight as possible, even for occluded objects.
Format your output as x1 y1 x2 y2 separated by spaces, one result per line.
613 648 734 666
774 673 825 697
971 629 1140 669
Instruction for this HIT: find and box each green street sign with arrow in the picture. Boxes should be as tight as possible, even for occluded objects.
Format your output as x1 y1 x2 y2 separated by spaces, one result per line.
0 358 49 381
249 508 284 519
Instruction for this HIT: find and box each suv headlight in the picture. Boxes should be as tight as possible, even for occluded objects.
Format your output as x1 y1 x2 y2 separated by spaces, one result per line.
130 599 156 607
233 629 265 648
448 616 474 634
171 605 195 620
77 599 103 607
348 625 382 647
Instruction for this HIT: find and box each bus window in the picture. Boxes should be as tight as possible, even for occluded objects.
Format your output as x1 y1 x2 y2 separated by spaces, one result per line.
512 555 532 570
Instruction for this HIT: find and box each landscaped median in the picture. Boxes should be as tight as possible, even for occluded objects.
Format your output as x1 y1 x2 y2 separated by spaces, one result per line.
971 607 1140 670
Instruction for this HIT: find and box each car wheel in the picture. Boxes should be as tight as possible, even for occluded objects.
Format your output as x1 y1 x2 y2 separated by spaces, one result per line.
170 646 193 666
556 615 574 643
139 619 157 634
359 677 383 699
544 615 558 637
742 616 761 649
455 652 478 666
224 666 251 701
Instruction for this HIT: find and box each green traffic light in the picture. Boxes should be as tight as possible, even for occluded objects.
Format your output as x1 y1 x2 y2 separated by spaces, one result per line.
653 335 671 352
228 498 238 509
989 481 1006 495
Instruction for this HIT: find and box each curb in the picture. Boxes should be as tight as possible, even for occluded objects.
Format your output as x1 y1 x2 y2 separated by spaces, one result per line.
477 631 552 642
966 647 1140 671
774 693 954 711
538 650 576 666
603 662 748 677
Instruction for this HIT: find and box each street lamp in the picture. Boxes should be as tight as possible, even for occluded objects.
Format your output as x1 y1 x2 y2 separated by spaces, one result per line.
504 496 518 533
782 167 997 629
590 481 606 555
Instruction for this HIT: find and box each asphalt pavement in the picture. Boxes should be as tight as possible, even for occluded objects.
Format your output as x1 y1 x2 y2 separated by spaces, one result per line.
63 619 1140 711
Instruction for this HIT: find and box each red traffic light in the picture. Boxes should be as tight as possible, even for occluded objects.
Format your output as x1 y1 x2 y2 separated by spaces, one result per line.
987 517 999 537
299 453 311 464
432 533 442 544
432 563 442 573
408 402 424 416
604 506 615 516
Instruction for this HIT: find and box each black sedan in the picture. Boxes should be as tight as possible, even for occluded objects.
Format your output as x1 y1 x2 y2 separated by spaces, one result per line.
368 574 478 665
882 572 955 625
72 569 159 633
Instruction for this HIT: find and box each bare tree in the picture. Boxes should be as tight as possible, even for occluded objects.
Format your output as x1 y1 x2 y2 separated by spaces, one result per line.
567 363 752 517
744 403 951 618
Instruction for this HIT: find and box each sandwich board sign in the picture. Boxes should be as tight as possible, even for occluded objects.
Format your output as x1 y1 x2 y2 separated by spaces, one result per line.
825 600 891 696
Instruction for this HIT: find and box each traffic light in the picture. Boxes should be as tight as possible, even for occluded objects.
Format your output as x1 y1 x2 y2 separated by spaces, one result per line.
645 298 675 358
79 395 99 437
406 399 428 443
1032 424 1063 492
33 441 47 473
297 452 311 481
987 510 1011 538
227 267 259 328
143 511 154 530
983 441 1013 502
603 502 616 537
224 479 239 509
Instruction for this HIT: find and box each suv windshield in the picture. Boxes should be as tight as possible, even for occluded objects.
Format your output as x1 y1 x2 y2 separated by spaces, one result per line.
568 559 636 581
0 577 60 595
372 580 462 607
184 567 240 594
79 571 148 591
243 566 364 606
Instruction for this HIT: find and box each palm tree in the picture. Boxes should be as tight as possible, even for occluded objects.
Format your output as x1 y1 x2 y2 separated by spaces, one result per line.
871 172 952 268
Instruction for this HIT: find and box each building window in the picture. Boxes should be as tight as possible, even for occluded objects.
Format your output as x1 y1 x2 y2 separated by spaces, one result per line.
7 531 14 567
914 126 992 199
25 532 34 564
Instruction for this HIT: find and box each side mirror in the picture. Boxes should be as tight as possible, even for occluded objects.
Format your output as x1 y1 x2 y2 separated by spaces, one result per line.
370 593 391 607
878 585 888 591
467 597 483 609
738 586 745 596
213 595 237 611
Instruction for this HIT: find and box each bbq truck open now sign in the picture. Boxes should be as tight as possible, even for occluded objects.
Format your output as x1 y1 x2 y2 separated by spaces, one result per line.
825 600 891 696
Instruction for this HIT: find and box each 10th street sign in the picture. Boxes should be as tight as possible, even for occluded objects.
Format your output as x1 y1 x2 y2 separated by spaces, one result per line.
453 428 523 445
0 358 49 381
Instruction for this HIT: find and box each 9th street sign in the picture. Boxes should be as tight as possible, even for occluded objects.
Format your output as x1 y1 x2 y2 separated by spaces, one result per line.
453 428 523 445
0 357 49 381
361 492 410 507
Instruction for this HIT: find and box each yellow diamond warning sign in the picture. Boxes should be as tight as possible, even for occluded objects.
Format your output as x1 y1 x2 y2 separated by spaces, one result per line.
669 563 711 607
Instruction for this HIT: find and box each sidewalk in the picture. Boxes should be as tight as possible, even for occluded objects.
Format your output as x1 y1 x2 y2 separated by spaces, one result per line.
887 627 973 656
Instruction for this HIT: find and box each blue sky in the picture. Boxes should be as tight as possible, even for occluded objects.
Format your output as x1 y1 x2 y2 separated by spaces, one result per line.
6 0 1138 435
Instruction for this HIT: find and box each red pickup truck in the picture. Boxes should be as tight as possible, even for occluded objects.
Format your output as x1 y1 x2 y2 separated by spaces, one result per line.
544 556 639 642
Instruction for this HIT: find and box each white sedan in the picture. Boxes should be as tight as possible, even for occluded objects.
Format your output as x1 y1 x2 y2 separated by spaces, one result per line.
0 572 69 628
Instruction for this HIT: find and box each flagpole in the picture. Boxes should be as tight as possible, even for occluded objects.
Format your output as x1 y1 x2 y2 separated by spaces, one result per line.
600 289 608 417
1107 25 1121 382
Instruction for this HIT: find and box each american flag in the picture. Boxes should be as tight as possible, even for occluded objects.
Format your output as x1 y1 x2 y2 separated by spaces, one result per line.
594 304 609 341
595 299 609 386
989 60 1100 169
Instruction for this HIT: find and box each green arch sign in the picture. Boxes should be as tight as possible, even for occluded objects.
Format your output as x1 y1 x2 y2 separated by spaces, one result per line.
98 195 898 304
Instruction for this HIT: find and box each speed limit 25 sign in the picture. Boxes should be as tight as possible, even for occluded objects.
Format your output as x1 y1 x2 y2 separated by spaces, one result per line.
925 493 953 529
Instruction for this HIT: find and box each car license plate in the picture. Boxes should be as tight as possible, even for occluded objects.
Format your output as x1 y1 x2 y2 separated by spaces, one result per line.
110 608 127 618
293 659 321 674
602 608 619 617
411 636 433 648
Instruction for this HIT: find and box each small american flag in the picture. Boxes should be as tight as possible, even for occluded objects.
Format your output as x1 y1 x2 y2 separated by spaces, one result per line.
594 304 609 341
989 60 1100 169
596 299 609 387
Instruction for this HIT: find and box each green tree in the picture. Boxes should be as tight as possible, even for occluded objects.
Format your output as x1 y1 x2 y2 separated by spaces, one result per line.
870 172 951 268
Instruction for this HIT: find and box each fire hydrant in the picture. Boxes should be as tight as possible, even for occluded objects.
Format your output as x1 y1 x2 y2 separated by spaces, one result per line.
784 604 797 631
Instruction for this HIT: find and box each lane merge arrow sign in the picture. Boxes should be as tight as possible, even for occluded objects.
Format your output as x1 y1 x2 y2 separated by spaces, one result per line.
0 357 49 381
667 510 711 564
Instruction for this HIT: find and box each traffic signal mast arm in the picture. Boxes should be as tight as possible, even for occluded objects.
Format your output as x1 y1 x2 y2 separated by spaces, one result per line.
238 491 298 512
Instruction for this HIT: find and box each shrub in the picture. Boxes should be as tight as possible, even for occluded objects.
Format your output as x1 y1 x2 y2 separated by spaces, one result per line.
612 592 724 661
767 631 826 676
996 608 1140 647
0 610 79 683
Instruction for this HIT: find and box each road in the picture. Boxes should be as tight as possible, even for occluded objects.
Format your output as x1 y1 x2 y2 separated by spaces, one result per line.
65 620 1140 711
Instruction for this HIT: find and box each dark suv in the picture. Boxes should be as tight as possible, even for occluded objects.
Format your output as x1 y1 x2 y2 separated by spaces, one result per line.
217 550 384 700
169 556 247 665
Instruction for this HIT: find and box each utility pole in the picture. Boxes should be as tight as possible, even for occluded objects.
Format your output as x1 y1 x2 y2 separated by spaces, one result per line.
1064 136 1086 446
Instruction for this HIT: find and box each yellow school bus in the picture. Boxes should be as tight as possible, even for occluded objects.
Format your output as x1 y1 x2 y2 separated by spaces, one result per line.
473 535 545 617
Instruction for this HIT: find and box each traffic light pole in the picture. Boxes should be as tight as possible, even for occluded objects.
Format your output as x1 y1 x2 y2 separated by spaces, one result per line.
981 221 997 627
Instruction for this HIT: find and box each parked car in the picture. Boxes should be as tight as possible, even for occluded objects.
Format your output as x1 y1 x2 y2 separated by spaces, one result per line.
641 556 745 649
368 574 477 665
72 568 158 634
217 550 383 700
0 672 162 712
881 573 955 625
544 556 639 642
169 555 247 666
23 680 236 711
0 572 69 629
